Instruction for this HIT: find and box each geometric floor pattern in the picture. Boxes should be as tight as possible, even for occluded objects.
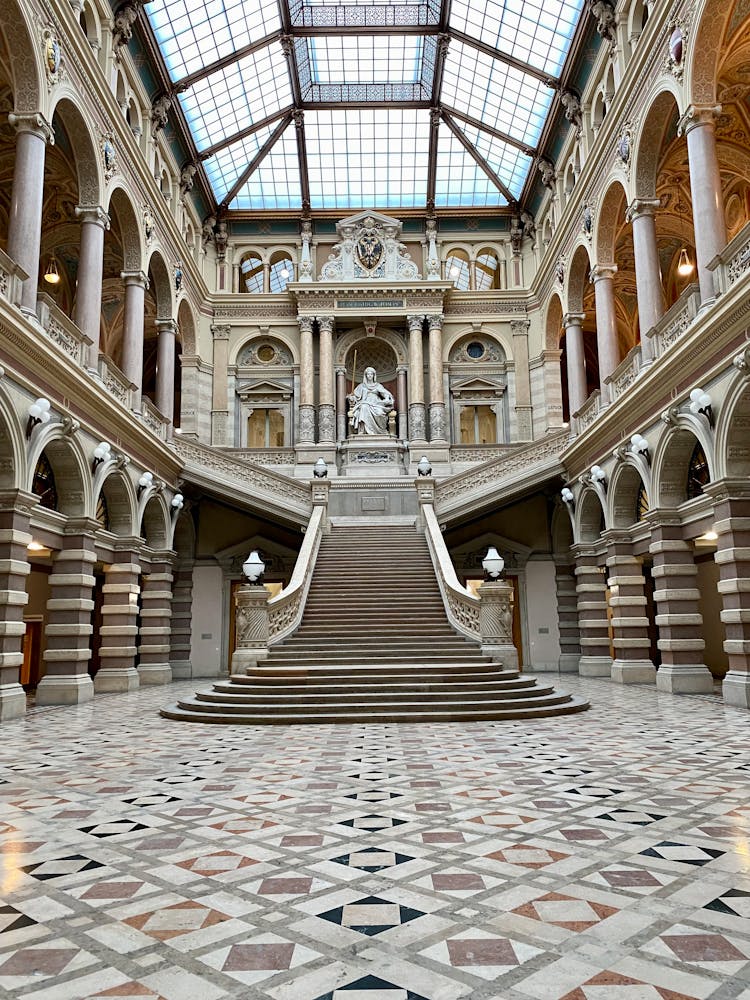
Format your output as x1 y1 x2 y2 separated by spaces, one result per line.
1 675 749 999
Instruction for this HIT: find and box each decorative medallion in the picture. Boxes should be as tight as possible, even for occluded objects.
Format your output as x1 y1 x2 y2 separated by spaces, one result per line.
143 205 155 246
582 203 593 239
616 126 631 167
667 21 685 79
556 257 565 286
101 133 116 181
174 261 183 292
356 229 384 271
42 28 61 84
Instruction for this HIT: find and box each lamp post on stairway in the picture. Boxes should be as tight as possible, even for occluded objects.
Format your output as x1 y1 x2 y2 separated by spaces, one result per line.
479 548 518 669
231 551 270 675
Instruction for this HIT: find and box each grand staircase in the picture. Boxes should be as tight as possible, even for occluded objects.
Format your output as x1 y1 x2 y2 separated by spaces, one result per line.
162 525 588 724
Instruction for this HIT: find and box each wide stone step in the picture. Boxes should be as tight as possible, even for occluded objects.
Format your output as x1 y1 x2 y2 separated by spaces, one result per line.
266 653 491 668
237 662 506 680
211 677 535 696
198 685 552 706
160 694 590 725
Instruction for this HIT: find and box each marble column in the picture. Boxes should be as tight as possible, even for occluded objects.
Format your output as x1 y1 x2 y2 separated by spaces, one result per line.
680 105 728 303
0 492 33 720
563 312 588 416
316 316 335 443
648 515 713 693
573 544 612 676
298 315 315 443
36 523 97 705
94 548 141 692
170 561 193 679
397 366 408 441
555 557 581 672
407 314 426 442
708 485 750 707
592 264 620 392
121 271 149 406
335 367 347 441
155 318 177 426
210 323 230 446
427 315 446 441
74 206 110 369
627 199 663 360
138 553 173 685
7 113 53 315
605 532 656 684
511 318 533 439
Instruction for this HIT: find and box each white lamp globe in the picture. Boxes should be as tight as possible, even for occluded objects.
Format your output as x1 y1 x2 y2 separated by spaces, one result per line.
482 546 505 579
242 550 266 583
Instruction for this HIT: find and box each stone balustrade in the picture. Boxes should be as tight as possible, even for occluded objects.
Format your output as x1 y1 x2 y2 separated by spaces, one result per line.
605 344 642 404
647 282 700 356
268 500 326 644
0 249 28 309
571 390 601 436
97 354 137 410
709 220 750 295
36 294 92 369
139 396 170 440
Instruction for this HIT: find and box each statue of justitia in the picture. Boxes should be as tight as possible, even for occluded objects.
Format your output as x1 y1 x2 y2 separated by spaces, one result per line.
347 366 394 435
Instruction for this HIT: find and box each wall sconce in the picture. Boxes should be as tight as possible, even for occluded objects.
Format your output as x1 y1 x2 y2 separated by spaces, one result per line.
561 486 575 505
44 256 61 285
482 546 505 579
171 493 184 510
92 441 112 469
590 464 607 486
313 458 328 478
689 388 713 427
280 265 290 279
137 471 153 495
242 550 266 583
26 397 51 437
417 455 432 476
630 433 650 462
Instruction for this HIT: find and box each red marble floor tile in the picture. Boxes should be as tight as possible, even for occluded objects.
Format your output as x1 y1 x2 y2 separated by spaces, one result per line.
222 942 294 972
0 947 78 976
258 877 313 895
432 874 486 891
447 938 518 966
661 933 747 962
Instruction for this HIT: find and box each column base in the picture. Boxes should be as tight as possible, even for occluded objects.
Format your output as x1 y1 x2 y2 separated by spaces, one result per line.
578 655 612 677
94 667 140 693
722 670 750 708
138 664 172 685
0 682 27 720
558 653 581 673
655 664 714 694
611 659 656 684
35 673 94 705
481 643 518 669
171 660 193 680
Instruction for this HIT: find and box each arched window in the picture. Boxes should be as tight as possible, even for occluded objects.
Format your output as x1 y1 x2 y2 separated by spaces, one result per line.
96 491 110 530
636 481 649 522
687 441 710 499
445 249 470 289
241 253 264 293
32 454 58 511
475 250 500 290
269 251 293 293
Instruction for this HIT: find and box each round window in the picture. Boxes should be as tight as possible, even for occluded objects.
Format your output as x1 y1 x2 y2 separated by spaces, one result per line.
466 341 485 359
257 344 276 363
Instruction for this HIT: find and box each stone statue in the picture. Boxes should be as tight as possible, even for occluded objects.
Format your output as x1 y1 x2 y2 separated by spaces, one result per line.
537 157 557 190
348 367 394 436
113 2 139 55
590 0 617 44
560 89 582 132
180 162 198 196
150 94 172 134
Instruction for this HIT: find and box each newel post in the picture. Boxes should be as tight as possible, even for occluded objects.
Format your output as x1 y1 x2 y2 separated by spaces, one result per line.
479 579 518 668
231 585 270 674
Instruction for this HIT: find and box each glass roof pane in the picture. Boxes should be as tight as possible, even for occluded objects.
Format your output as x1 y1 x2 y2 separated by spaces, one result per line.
202 126 278 204
459 123 531 199
449 0 584 77
442 39 552 147
435 125 505 208
230 128 302 210
290 0 440 28
306 109 429 210
145 0 281 82
178 42 292 152
308 35 423 84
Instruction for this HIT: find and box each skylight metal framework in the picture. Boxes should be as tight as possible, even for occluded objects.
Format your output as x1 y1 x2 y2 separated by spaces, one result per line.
144 0 585 213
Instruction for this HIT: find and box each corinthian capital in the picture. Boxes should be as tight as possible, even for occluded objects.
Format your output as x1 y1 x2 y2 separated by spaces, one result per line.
677 104 722 137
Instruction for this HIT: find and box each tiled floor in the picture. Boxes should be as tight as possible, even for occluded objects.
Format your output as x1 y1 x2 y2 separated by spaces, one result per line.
1 675 749 1000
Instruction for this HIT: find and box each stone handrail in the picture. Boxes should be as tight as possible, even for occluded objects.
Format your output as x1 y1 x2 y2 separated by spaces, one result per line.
221 448 296 466
435 430 568 521
140 396 170 440
268 503 325 644
172 436 312 522
0 249 27 308
36 294 92 368
449 443 522 464
605 343 642 404
98 354 136 408
572 390 601 436
647 282 700 356
709 220 750 295
420 492 480 640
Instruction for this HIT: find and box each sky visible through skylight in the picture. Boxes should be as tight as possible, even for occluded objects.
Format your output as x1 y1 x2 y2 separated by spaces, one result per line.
145 0 585 211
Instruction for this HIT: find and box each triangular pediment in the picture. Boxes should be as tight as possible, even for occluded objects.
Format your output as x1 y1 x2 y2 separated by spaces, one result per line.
451 375 506 395
237 378 292 397
335 210 403 238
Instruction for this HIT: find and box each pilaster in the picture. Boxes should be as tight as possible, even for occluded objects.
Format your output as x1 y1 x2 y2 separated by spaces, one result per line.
138 553 174 685
572 545 612 676
0 492 34 721
604 532 656 685
94 546 141 692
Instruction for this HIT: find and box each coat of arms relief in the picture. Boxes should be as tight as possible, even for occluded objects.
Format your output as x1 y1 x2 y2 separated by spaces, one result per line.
319 211 421 281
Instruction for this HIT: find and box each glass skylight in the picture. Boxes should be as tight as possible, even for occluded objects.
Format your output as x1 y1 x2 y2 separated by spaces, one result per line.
145 0 586 212
306 110 430 209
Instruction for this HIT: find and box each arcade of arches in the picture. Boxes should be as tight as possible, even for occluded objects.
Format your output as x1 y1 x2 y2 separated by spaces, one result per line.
0 0 749 721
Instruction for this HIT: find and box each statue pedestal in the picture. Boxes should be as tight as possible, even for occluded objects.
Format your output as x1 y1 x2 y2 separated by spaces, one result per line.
339 435 408 477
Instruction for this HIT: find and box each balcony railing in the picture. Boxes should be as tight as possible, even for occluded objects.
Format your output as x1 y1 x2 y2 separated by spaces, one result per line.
36 294 92 368
605 344 643 404
647 282 700 356
97 354 137 409
0 249 27 308
709 220 750 294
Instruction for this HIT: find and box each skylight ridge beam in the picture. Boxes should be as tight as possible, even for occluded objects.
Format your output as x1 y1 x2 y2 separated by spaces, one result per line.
219 112 294 207
426 107 440 210
300 99 431 110
171 30 283 93
291 24 437 37
198 106 296 161
441 105 537 156
449 29 559 87
441 109 516 205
